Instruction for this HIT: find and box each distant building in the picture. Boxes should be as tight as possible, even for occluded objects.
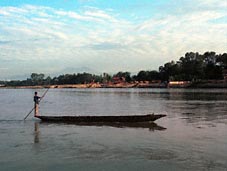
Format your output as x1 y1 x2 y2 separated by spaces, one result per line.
168 81 191 88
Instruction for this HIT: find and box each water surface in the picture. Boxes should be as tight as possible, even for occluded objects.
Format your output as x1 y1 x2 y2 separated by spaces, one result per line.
0 88 227 171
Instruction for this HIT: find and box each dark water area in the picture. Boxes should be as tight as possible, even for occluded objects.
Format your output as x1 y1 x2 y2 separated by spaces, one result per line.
0 88 227 171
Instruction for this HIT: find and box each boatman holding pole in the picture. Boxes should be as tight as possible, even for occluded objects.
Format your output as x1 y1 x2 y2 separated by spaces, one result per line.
34 92 41 116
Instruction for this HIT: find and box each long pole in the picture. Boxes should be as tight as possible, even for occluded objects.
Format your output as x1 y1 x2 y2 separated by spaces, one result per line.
24 87 50 120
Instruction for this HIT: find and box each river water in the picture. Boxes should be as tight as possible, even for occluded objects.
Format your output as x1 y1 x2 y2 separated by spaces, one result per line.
0 88 227 171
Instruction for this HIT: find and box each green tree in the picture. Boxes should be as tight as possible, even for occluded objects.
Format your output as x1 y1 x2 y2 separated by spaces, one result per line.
114 72 131 82
31 73 45 85
136 70 148 81
217 53 227 68
103 73 112 83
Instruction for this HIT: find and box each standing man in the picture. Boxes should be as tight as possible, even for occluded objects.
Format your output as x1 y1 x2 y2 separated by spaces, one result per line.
34 92 41 116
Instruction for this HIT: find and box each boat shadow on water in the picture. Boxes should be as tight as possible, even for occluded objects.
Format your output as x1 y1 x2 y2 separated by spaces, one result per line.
35 120 166 132
33 121 166 144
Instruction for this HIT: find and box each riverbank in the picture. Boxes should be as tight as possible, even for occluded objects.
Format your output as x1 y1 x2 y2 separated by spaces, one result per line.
1 81 227 89
0 83 162 89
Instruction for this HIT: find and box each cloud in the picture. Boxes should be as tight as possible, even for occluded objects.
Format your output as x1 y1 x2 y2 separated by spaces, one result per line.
84 10 118 22
55 10 98 21
0 40 11 45
0 2 226 79
86 42 124 50
0 67 8 70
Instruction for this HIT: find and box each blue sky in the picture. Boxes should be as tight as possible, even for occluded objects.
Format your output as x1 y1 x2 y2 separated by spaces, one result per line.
0 0 226 80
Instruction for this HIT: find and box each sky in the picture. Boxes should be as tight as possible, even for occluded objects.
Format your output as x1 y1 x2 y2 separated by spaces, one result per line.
0 0 226 80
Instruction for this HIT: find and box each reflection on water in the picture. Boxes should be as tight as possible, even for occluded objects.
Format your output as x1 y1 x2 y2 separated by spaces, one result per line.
34 122 40 144
167 100 227 125
35 121 166 136
0 88 227 171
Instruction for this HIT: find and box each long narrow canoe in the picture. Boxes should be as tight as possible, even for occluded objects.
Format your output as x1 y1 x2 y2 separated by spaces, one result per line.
35 114 166 123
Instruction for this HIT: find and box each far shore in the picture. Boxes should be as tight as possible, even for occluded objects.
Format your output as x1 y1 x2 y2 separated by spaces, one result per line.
1 81 227 89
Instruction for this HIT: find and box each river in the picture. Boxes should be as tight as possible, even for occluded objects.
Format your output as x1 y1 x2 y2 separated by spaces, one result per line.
0 88 227 171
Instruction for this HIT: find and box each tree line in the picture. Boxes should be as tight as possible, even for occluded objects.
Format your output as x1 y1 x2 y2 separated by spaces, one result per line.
2 51 227 86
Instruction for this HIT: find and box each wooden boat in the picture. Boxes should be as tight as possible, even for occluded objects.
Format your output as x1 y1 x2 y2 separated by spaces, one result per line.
35 114 166 123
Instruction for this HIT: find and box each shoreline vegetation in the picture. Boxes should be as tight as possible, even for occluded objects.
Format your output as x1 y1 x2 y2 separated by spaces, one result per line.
1 80 227 89
1 51 227 89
